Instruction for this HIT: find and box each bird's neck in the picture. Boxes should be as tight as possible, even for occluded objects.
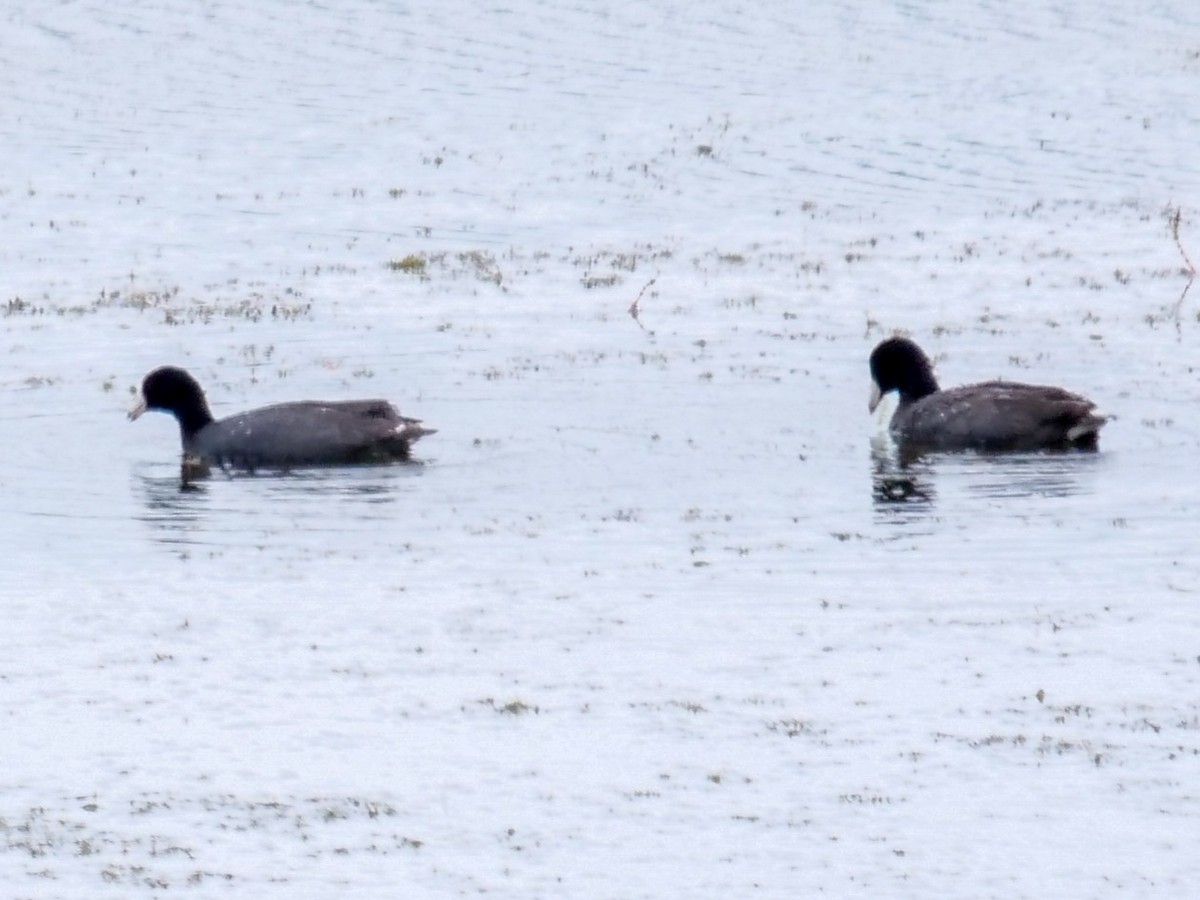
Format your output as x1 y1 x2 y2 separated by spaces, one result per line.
176 404 215 440
902 369 940 403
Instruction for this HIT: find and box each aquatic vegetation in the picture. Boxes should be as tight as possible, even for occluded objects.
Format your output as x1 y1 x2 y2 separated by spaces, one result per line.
387 254 427 275
2 285 313 323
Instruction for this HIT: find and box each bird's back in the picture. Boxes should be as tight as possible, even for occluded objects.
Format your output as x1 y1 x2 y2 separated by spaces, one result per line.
191 400 434 468
894 381 1105 452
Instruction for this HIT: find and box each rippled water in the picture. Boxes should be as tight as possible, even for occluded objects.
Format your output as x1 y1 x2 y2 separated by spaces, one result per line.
4 0 1200 896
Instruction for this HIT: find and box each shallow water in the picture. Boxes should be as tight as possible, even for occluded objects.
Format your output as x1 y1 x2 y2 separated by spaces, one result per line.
4 1 1200 896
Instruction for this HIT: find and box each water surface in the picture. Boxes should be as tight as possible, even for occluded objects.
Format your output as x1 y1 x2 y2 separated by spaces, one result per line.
3 1 1200 896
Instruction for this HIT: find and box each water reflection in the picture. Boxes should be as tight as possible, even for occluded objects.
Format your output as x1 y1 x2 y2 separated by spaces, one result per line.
871 439 939 528
871 437 1105 525
959 452 1104 501
131 462 422 550
136 469 212 546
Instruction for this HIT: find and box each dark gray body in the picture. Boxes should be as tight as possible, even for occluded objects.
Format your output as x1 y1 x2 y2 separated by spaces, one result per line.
188 400 432 469
889 380 1104 452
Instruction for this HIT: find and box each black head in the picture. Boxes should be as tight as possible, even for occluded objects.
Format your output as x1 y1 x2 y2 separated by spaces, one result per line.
869 337 940 409
129 366 214 437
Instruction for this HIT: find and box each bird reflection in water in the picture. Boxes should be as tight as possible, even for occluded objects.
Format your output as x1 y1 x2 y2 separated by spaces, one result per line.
871 436 938 520
135 469 211 548
871 431 1104 527
133 463 409 552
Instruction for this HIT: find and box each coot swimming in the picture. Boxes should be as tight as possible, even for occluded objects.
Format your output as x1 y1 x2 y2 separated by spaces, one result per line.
130 366 434 472
868 337 1107 452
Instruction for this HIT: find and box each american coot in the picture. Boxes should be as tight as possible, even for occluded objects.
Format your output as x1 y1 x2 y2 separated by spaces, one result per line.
130 366 434 473
868 337 1107 452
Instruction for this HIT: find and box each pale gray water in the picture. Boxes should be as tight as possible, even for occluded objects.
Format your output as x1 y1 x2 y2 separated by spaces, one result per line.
3 1 1200 896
